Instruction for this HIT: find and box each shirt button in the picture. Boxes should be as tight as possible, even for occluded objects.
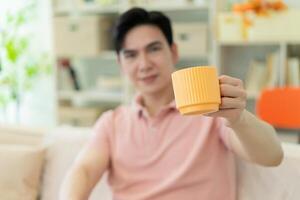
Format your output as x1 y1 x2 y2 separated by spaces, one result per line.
150 126 157 133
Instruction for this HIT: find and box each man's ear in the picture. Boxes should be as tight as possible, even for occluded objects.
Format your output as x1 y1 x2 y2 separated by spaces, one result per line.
170 43 179 64
117 53 121 65
117 54 124 73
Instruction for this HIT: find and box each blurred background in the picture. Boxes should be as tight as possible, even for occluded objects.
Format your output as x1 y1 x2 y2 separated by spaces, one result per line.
1 0 300 143
1 1 300 200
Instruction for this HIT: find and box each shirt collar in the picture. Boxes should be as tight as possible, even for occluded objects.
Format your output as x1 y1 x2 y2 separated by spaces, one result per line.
132 94 177 118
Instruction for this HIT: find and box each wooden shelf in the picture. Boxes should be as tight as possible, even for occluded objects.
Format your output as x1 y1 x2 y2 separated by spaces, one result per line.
54 3 208 16
217 40 300 46
142 3 208 12
179 53 209 60
58 90 123 105
218 40 282 46
54 4 120 15
99 51 116 59
287 41 300 45
94 51 116 60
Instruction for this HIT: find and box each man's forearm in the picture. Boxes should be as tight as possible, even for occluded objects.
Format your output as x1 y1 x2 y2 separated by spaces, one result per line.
60 165 93 200
229 110 283 166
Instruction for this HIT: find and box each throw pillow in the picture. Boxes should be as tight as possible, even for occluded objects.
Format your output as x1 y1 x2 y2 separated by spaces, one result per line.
0 144 45 200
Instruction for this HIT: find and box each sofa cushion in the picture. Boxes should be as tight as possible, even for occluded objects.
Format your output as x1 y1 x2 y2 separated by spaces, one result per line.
237 143 300 200
0 125 44 145
41 126 300 200
0 144 45 200
41 126 112 200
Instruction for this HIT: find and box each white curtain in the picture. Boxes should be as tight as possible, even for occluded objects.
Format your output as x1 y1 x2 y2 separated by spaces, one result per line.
0 0 56 128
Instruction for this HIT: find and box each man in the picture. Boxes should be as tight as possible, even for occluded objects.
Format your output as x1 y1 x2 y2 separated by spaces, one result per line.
60 8 283 200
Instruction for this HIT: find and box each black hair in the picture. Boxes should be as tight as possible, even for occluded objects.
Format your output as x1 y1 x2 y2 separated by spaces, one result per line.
112 7 173 54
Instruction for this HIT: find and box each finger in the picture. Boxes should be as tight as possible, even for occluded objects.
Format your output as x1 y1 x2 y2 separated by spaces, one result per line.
219 75 244 88
220 84 247 99
219 97 246 109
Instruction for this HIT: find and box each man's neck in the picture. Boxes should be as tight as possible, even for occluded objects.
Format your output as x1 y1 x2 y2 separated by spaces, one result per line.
141 84 174 117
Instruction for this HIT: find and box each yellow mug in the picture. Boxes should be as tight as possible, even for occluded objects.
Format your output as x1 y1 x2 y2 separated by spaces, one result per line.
171 66 221 115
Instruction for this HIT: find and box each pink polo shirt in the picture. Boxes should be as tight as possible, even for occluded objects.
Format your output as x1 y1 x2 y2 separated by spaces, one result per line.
89 96 236 200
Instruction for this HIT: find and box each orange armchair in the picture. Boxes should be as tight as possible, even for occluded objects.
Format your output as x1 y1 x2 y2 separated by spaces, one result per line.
256 87 300 143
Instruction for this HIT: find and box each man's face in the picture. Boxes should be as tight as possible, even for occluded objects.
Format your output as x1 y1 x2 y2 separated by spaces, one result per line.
118 25 178 95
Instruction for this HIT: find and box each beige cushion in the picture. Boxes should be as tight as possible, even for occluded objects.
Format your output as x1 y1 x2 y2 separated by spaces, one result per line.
41 126 112 200
237 143 300 200
0 124 44 145
0 144 45 200
0 132 43 146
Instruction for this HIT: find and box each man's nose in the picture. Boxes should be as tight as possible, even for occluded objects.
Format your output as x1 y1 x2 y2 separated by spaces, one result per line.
138 52 152 72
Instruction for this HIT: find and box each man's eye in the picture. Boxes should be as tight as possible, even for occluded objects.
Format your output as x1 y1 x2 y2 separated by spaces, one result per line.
124 53 136 59
149 46 161 52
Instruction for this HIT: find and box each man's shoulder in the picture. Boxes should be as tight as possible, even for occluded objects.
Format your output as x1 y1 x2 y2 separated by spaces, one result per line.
93 104 133 130
98 104 133 121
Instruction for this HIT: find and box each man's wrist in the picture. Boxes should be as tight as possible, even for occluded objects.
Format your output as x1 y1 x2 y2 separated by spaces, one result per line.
228 109 248 131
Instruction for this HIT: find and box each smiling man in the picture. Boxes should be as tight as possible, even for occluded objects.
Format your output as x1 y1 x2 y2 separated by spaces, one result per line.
60 8 283 200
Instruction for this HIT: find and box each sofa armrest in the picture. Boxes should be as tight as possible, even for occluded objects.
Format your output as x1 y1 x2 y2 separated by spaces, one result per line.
237 142 300 200
0 124 45 145
41 126 112 200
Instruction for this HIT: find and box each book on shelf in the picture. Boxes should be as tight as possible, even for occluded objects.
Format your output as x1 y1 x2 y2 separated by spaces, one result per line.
57 59 81 91
286 57 300 87
58 66 74 91
245 51 281 98
265 51 280 88
245 60 268 98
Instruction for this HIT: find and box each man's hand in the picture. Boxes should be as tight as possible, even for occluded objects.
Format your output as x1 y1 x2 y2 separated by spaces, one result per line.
207 75 283 166
207 75 247 125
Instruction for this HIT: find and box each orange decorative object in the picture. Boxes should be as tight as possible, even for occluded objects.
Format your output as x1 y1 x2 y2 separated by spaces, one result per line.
171 66 221 115
233 0 287 15
256 88 300 129
233 3 255 12
232 0 287 39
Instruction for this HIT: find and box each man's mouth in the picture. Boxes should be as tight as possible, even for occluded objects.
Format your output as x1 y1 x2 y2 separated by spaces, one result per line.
140 74 158 84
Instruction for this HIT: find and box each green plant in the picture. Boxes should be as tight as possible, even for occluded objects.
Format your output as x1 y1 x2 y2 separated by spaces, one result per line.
0 0 52 118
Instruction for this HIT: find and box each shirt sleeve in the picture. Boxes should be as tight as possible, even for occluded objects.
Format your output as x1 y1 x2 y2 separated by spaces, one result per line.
217 117 233 150
86 110 114 156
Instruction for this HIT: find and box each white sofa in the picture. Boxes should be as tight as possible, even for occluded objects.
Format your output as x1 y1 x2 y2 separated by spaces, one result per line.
1 125 300 200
